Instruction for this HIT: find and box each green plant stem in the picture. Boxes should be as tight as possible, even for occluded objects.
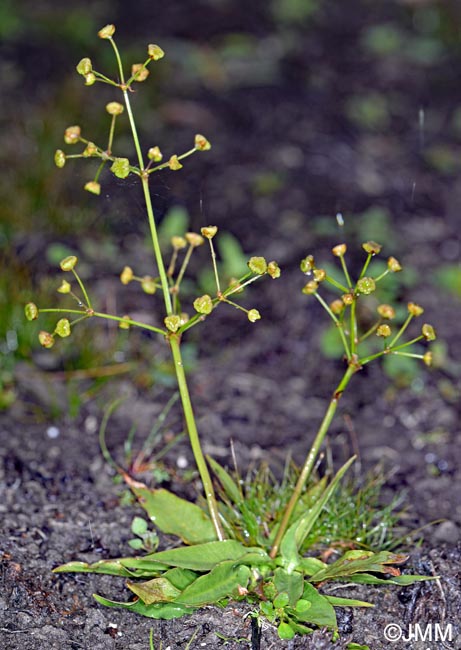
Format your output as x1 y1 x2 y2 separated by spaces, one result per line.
359 253 373 280
110 35 172 316
350 298 358 355
270 362 357 558
92 312 166 335
168 334 225 541
324 275 349 293
72 269 92 309
174 244 194 294
339 254 352 289
107 114 117 154
108 35 222 540
388 313 413 347
208 238 221 294
314 292 351 359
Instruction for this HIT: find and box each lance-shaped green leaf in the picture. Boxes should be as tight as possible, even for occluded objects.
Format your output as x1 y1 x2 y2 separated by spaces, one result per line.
309 550 411 583
131 487 217 544
176 560 251 606
141 540 253 571
53 559 136 577
334 572 437 586
206 455 242 504
127 577 181 604
93 593 195 619
325 595 374 608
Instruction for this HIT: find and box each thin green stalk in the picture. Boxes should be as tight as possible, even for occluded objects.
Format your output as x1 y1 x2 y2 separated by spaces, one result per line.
388 313 413 348
107 35 222 540
208 238 221 294
107 114 117 154
339 254 352 289
109 35 172 316
270 363 357 558
314 292 351 359
72 269 92 310
350 298 358 355
169 334 225 541
358 253 373 280
173 244 194 293
359 320 381 343
392 351 425 360
92 312 166 335
39 308 90 316
375 269 390 282
324 275 349 293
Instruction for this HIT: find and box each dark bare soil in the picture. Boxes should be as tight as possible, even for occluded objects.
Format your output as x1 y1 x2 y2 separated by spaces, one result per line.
1 1 461 648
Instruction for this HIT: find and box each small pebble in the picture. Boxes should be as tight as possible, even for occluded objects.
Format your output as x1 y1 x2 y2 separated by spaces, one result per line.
176 455 188 469
46 426 60 439
433 521 460 544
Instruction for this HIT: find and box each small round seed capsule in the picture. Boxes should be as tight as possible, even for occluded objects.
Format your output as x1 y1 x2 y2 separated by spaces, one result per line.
64 125 81 144
98 24 115 39
248 257 267 275
267 261 281 279
193 294 213 315
55 318 71 338
300 255 315 274
408 302 424 317
356 277 376 295
148 146 163 162
25 303 39 321
76 57 92 75
147 44 165 60
376 324 391 338
388 256 402 272
38 331 54 348
54 149 66 168
332 243 347 257
141 276 156 295
106 102 124 116
377 304 395 319
422 323 436 341
131 63 149 82
185 232 204 247
84 181 101 195
194 134 211 151
60 256 78 272
168 155 183 170
164 315 181 332
120 266 134 285
201 226 218 239
302 280 318 295
362 241 382 255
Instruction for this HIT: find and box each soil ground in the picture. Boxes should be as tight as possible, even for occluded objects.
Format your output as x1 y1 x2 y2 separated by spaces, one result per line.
1 1 461 648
